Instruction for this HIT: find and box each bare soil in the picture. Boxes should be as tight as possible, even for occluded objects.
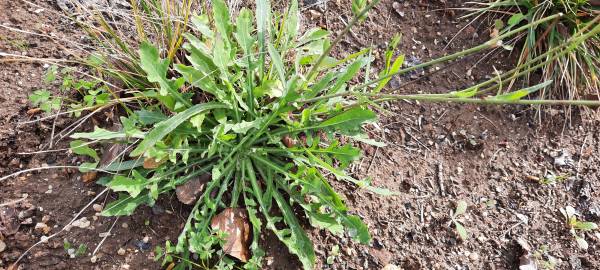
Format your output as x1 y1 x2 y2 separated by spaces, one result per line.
1 0 600 269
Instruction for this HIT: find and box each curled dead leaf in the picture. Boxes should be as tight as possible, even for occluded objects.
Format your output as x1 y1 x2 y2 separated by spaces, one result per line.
282 135 295 148
210 208 250 262
26 108 42 116
99 143 126 168
525 175 540 182
82 171 98 183
143 157 166 169
176 174 210 205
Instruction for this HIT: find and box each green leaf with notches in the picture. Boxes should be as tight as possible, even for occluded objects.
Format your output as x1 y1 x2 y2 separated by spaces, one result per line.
139 42 190 107
316 108 376 135
101 193 154 216
130 102 227 157
106 170 148 198
71 127 132 140
235 8 255 55
351 0 368 20
272 191 316 270
29 89 51 105
139 42 170 96
70 140 99 161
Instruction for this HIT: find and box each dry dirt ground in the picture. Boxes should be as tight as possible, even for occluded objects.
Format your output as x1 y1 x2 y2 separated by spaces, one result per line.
1 0 600 269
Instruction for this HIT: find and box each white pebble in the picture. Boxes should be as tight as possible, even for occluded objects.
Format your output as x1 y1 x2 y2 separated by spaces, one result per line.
92 204 103 212
72 217 91 229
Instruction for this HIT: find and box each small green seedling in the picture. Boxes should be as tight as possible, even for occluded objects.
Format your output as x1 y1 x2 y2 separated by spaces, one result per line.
560 206 598 250
532 245 557 270
28 65 110 116
326 245 340 265
63 239 87 258
539 172 569 185
29 89 62 113
450 200 469 241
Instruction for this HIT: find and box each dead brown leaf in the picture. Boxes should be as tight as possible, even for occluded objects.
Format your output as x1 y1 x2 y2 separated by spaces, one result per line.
99 143 126 168
282 135 295 148
176 174 210 205
82 171 98 183
210 208 251 262
143 157 166 169
26 108 41 116
0 207 20 236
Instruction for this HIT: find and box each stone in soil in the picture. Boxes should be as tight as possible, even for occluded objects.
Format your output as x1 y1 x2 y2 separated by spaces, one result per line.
71 217 91 229
132 240 151 251
92 204 103 212
34 222 51 234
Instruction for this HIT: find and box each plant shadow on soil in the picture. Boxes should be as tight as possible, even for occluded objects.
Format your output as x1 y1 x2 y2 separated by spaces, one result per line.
1 0 600 269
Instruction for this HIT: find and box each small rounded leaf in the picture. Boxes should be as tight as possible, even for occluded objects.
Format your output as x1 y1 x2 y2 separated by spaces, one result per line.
455 200 468 216
455 221 468 241
575 236 588 250
575 222 598 231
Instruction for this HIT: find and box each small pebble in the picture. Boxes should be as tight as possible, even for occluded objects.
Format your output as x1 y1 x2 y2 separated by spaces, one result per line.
121 222 129 229
92 204 103 212
117 248 126 256
72 217 91 229
469 252 480 261
382 265 401 270
35 222 51 234
21 217 33 225
133 240 151 251
0 240 6 253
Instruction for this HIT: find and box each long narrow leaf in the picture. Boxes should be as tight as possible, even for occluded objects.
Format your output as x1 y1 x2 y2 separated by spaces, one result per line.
130 102 227 156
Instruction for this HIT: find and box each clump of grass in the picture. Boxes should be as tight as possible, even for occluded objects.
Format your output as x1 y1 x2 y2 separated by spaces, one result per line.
463 0 600 100
69 1 391 268
69 0 200 89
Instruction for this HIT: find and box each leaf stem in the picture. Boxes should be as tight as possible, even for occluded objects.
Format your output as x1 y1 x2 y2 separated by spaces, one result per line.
350 13 565 92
